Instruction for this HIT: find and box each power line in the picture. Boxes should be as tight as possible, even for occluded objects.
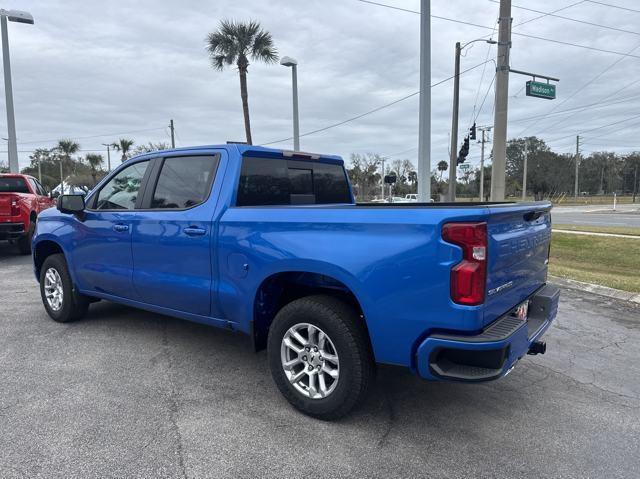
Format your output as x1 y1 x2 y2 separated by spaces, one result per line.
510 92 640 123
16 127 166 146
516 39 640 137
261 59 493 146
468 19 498 130
353 0 640 59
492 1 640 36
585 0 640 14
509 0 587 29
474 73 497 125
548 112 640 143
354 0 418 14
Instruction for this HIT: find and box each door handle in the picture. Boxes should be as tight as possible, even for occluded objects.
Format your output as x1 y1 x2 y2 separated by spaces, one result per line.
184 227 206 236
113 224 129 232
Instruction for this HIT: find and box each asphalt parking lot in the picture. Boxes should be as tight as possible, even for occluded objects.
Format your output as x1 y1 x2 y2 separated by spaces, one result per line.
1 243 639 479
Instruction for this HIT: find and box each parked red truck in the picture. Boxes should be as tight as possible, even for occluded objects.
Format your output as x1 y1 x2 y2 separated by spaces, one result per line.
0 174 55 254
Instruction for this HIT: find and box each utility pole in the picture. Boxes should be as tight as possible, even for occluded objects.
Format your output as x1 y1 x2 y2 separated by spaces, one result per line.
169 119 175 148
417 0 431 202
58 154 64 194
480 129 486 201
380 158 386 200
448 42 461 203
490 0 512 201
101 143 111 171
633 163 638 203
522 141 528 201
574 135 580 200
478 126 491 201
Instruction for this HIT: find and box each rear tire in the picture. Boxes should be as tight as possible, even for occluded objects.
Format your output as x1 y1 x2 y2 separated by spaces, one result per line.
267 295 374 420
40 254 89 323
17 222 34 255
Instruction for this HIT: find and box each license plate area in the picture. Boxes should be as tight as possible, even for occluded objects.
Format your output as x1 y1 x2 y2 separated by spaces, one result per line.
512 300 529 321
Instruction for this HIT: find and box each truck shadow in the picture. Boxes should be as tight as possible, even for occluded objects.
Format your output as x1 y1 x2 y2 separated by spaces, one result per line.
82 298 540 439
0 240 21 259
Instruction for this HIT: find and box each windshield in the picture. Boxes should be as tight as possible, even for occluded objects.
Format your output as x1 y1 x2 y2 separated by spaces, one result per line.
0 177 29 193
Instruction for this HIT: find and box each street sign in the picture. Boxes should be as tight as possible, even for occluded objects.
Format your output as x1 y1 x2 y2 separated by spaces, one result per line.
526 81 556 100
459 164 470 171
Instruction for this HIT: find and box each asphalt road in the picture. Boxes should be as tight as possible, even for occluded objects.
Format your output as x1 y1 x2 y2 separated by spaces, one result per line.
552 203 640 228
1 244 639 479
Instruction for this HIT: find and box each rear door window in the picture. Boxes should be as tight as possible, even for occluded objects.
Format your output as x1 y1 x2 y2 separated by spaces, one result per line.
150 156 219 209
236 157 351 206
0 177 29 193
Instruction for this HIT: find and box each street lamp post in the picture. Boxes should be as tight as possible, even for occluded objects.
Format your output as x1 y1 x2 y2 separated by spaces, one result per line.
0 9 34 173
280 56 300 151
448 38 496 202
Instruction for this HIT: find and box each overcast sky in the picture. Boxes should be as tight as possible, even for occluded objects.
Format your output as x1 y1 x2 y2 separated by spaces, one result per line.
3 0 640 175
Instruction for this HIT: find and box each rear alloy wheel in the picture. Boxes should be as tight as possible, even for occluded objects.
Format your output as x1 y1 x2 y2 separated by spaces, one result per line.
268 295 374 420
281 323 340 399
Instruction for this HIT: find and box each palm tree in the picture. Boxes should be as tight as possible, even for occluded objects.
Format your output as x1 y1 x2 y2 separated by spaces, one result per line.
56 139 80 193
437 160 448 180
112 138 135 163
206 20 278 145
85 153 104 186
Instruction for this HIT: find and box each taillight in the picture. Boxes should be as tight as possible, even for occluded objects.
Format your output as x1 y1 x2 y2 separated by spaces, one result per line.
10 198 20 217
442 222 487 306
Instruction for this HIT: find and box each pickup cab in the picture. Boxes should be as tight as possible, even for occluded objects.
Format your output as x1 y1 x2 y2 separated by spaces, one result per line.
0 174 55 254
32 145 559 419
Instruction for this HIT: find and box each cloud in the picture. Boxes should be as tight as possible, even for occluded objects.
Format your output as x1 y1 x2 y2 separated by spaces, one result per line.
2 0 640 175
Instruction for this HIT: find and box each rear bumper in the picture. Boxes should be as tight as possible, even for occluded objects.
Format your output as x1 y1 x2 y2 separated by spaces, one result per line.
0 222 25 240
415 284 560 381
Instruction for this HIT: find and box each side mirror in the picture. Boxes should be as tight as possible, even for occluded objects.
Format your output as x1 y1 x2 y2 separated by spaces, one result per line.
57 194 85 216
49 190 59 199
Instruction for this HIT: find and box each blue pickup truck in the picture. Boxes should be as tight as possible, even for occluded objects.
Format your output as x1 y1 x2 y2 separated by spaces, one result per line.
32 144 559 419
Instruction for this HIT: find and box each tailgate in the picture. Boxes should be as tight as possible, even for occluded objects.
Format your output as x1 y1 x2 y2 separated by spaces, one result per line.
483 202 552 326
0 194 13 217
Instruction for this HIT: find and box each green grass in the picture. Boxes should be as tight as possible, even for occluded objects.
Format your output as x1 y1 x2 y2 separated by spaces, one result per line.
549 232 640 293
553 224 640 237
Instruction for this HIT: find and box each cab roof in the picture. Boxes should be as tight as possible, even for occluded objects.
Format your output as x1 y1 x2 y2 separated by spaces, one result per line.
128 144 344 165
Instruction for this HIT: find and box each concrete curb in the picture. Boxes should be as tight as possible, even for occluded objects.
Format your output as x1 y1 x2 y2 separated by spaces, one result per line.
553 229 640 239
548 275 640 305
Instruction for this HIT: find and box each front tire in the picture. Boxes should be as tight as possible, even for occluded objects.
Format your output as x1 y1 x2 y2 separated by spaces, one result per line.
267 295 374 420
39 254 89 323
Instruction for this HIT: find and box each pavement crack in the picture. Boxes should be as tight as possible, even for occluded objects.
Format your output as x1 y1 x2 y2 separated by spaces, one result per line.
377 389 396 448
530 362 640 408
161 320 188 479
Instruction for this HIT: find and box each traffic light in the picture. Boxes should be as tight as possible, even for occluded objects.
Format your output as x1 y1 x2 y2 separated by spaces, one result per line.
470 122 476 140
457 136 470 164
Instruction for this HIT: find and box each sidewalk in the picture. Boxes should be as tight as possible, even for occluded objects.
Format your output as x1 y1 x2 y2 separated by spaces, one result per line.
553 229 640 239
549 275 640 305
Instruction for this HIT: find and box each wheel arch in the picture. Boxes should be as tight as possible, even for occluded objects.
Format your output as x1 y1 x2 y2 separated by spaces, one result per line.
251 268 372 353
33 239 65 281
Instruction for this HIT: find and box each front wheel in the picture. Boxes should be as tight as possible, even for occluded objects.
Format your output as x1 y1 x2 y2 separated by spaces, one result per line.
39 254 89 323
267 295 374 420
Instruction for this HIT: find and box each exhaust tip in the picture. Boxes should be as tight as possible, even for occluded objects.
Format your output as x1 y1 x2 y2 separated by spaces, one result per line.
528 341 546 355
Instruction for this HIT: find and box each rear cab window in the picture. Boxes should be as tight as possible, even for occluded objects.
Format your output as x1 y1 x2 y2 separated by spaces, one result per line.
236 157 351 206
0 177 30 193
